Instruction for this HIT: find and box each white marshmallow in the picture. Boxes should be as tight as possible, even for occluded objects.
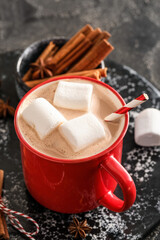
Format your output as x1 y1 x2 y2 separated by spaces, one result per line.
59 113 106 152
21 98 66 139
135 108 160 146
53 81 93 111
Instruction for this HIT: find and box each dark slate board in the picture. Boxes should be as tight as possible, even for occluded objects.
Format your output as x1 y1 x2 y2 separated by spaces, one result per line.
0 51 160 240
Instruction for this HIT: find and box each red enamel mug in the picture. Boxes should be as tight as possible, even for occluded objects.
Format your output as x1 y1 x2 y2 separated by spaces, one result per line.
14 76 136 213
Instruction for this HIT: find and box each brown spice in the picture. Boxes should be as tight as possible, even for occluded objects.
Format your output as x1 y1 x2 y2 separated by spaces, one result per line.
23 24 112 85
69 39 114 72
0 170 9 240
0 99 15 118
46 33 86 69
22 41 56 82
54 37 92 75
25 68 107 88
0 171 5 239
0 212 5 239
0 171 4 195
30 58 54 80
58 24 93 49
68 217 91 239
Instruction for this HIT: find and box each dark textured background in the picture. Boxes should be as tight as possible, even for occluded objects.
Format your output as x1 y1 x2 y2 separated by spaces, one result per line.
0 0 160 239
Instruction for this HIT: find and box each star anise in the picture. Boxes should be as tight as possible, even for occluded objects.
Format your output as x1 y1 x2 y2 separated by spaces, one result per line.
68 217 92 239
30 58 54 80
0 99 15 118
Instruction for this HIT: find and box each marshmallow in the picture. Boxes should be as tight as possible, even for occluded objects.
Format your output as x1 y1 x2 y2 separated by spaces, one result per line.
135 108 160 146
53 81 93 111
22 98 66 139
59 113 106 152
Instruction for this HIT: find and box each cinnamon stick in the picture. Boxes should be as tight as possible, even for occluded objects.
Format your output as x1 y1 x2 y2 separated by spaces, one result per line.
84 71 101 80
69 39 114 72
51 28 110 75
54 38 92 75
86 28 102 43
0 170 9 240
54 28 102 74
47 33 86 68
39 41 56 60
22 41 56 82
1 214 9 240
94 31 111 44
64 24 93 48
97 68 108 77
66 68 107 78
47 45 59 58
45 45 59 70
0 212 5 239
46 25 93 70
85 40 114 70
25 68 107 88
0 170 3 195
22 25 112 84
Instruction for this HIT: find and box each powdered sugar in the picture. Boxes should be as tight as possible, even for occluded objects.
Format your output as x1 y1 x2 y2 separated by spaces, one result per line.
125 147 158 182
0 119 9 151
128 111 138 134
155 198 160 214
3 171 143 240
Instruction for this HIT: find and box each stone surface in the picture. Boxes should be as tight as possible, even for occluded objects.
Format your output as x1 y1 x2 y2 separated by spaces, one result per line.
0 0 160 89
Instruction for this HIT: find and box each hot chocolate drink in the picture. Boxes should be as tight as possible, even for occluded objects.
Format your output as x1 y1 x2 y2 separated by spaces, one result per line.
17 78 125 159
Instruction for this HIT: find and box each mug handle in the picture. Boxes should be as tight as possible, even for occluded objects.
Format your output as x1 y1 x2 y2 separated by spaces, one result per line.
98 154 136 212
